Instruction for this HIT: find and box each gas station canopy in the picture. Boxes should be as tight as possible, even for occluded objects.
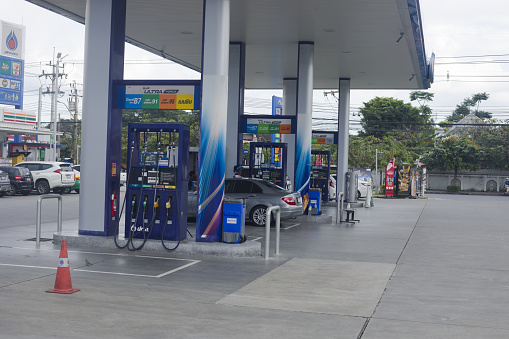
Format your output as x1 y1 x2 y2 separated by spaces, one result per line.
26 0 432 90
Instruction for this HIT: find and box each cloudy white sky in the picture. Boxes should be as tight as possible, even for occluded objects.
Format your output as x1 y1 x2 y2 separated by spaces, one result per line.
2 0 509 133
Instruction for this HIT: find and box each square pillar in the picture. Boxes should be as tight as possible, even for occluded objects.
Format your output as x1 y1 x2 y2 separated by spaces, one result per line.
196 0 230 242
295 42 314 197
79 0 125 236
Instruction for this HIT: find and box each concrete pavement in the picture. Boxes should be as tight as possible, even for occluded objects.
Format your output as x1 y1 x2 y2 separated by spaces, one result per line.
1 193 508 338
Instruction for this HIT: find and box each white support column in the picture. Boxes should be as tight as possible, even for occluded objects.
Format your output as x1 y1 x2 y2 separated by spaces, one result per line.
79 0 113 233
196 0 230 242
337 79 351 204
295 42 314 196
226 42 245 177
282 78 297 191
79 0 125 235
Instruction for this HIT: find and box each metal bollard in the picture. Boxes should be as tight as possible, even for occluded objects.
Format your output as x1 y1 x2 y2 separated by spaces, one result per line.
264 205 281 259
336 192 344 224
36 194 63 248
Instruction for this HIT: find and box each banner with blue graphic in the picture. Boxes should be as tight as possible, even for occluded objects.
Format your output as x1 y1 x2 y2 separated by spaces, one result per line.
196 76 227 242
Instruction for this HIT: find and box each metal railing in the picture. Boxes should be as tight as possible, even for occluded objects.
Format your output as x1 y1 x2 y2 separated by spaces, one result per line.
36 194 62 248
336 192 344 224
264 205 281 259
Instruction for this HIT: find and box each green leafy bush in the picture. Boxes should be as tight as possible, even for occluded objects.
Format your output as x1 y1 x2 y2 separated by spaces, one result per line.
447 185 460 192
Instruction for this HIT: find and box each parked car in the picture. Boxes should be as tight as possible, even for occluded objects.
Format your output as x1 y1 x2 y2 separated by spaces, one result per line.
0 166 33 196
329 174 369 200
67 170 80 194
0 169 11 197
188 178 304 226
14 161 75 194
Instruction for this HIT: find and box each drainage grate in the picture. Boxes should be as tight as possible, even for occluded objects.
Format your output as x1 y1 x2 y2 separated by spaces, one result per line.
25 238 53 242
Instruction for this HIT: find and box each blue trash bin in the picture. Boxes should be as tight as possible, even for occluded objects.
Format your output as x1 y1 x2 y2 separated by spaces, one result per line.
222 200 245 243
308 188 321 215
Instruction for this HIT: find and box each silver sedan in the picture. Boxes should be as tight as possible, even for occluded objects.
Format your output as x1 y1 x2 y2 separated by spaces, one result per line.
188 178 304 226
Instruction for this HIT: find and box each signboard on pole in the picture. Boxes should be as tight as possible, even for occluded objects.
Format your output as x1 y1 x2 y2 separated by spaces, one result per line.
0 21 25 108
240 114 296 134
385 158 395 197
117 83 201 110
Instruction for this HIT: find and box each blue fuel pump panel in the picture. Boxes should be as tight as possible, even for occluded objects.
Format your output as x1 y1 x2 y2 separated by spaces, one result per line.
310 150 331 203
248 142 287 189
222 200 245 243
124 123 189 242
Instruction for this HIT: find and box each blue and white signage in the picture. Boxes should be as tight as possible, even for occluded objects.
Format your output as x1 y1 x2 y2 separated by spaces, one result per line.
0 21 25 107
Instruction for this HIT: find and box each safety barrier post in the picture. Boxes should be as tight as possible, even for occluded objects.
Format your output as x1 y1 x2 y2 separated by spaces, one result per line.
264 206 281 259
336 192 344 224
36 194 63 248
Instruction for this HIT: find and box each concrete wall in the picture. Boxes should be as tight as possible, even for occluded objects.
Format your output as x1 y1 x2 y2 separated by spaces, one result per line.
427 169 509 192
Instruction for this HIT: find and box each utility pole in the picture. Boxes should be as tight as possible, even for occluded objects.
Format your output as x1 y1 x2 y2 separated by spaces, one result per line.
68 81 82 163
41 51 67 161
37 86 42 130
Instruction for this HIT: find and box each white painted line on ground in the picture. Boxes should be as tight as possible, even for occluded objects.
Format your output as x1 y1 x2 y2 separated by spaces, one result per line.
72 269 158 278
155 260 200 278
0 263 56 270
283 223 299 230
3 249 202 278
250 237 263 242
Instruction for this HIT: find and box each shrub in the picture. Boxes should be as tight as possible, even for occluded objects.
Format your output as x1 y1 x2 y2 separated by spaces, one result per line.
447 185 460 193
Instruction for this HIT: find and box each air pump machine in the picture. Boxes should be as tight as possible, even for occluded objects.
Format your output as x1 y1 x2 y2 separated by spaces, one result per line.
125 123 189 242
248 142 288 189
310 150 331 202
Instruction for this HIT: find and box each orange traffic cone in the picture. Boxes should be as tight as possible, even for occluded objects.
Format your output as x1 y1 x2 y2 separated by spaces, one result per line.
46 240 80 294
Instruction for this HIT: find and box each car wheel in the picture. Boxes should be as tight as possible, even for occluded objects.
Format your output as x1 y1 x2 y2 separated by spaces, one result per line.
6 184 16 196
250 205 267 226
61 187 72 194
0 192 4 197
75 189 80 194
357 190 361 200
36 181 50 195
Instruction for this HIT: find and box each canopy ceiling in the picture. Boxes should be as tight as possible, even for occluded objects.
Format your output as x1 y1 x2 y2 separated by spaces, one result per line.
26 0 432 90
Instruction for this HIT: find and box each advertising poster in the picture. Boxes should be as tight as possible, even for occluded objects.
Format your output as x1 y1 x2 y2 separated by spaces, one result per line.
396 165 411 196
385 158 395 197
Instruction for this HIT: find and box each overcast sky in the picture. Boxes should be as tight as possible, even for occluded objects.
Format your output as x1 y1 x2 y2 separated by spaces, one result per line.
2 0 509 132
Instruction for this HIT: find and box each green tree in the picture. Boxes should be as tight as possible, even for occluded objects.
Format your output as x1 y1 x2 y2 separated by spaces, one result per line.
410 90 434 122
471 122 509 170
348 135 418 169
447 92 492 122
421 136 480 186
359 96 435 157
57 119 81 163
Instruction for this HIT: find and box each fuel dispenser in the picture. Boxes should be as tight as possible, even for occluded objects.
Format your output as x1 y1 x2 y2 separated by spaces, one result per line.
310 150 331 202
124 123 189 245
248 142 288 189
